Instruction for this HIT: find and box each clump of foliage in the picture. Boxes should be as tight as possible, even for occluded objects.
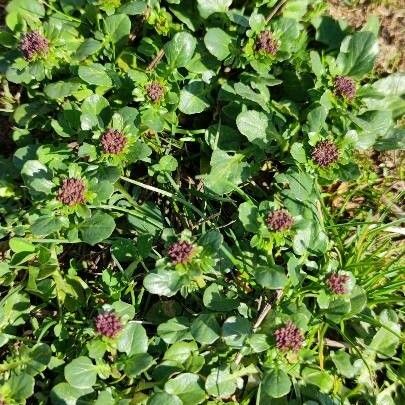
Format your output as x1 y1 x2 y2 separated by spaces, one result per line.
0 0 404 404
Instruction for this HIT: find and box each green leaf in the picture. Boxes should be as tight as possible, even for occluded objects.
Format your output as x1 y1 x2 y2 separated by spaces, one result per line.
148 393 182 405
254 266 288 289
80 94 110 130
95 391 114 405
124 353 154 377
290 142 307 163
337 32 378 78
143 269 182 297
301 367 334 392
31 215 63 237
372 73 405 96
236 110 272 147
205 368 238 398
6 0 44 29
50 383 93 405
80 212 116 245
163 341 198 363
118 1 147 15
64 356 97 389
205 149 249 194
44 81 81 100
349 285 367 315
203 283 239 312
111 301 136 322
331 350 356 378
78 64 112 87
158 317 192 344
21 160 54 196
204 28 232 61
238 201 260 233
190 314 221 344
222 316 251 347
179 81 210 114
104 14 131 44
262 369 291 398
307 106 328 132
369 324 400 357
8 373 35 401
326 298 351 323
75 39 102 61
197 0 232 18
165 32 197 68
117 321 148 355
164 373 206 405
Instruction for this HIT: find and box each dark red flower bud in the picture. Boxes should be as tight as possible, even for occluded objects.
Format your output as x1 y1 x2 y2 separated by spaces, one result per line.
100 129 127 155
167 240 194 265
334 76 356 100
327 273 350 295
266 209 294 231
275 321 304 351
57 178 86 206
19 31 49 61
256 31 279 55
146 81 165 103
311 140 339 167
94 311 122 338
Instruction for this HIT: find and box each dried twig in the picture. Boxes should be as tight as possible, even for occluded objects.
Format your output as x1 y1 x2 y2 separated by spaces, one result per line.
147 49 165 71
266 0 288 23
235 290 283 365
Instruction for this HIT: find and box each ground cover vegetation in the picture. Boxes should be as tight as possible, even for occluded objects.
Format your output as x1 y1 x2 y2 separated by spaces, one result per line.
0 0 404 403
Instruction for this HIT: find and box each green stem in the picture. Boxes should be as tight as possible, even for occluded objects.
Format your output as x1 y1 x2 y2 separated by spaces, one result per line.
40 0 83 24
89 204 163 230
120 176 205 218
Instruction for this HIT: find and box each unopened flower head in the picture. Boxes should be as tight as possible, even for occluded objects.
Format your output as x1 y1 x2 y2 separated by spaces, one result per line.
146 81 165 103
20 31 49 61
334 76 356 100
327 273 350 294
57 178 86 206
311 140 339 167
94 311 122 338
275 321 304 351
266 209 294 231
100 129 127 155
256 31 279 55
167 240 194 264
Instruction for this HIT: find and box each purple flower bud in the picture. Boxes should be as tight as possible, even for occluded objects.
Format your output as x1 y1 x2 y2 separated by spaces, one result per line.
266 209 294 232
146 81 165 103
311 140 339 167
19 31 49 61
100 129 127 155
327 273 350 295
334 76 356 100
57 178 86 206
275 321 304 351
167 241 194 265
256 31 279 55
94 311 122 338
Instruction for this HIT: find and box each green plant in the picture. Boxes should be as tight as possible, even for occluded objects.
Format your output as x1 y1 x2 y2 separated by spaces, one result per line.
0 0 403 403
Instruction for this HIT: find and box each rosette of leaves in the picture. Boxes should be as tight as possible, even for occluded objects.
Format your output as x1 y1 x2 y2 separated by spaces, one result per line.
144 230 223 297
4 8 81 84
130 70 179 133
242 12 304 75
21 161 119 245
238 200 297 251
79 106 152 167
